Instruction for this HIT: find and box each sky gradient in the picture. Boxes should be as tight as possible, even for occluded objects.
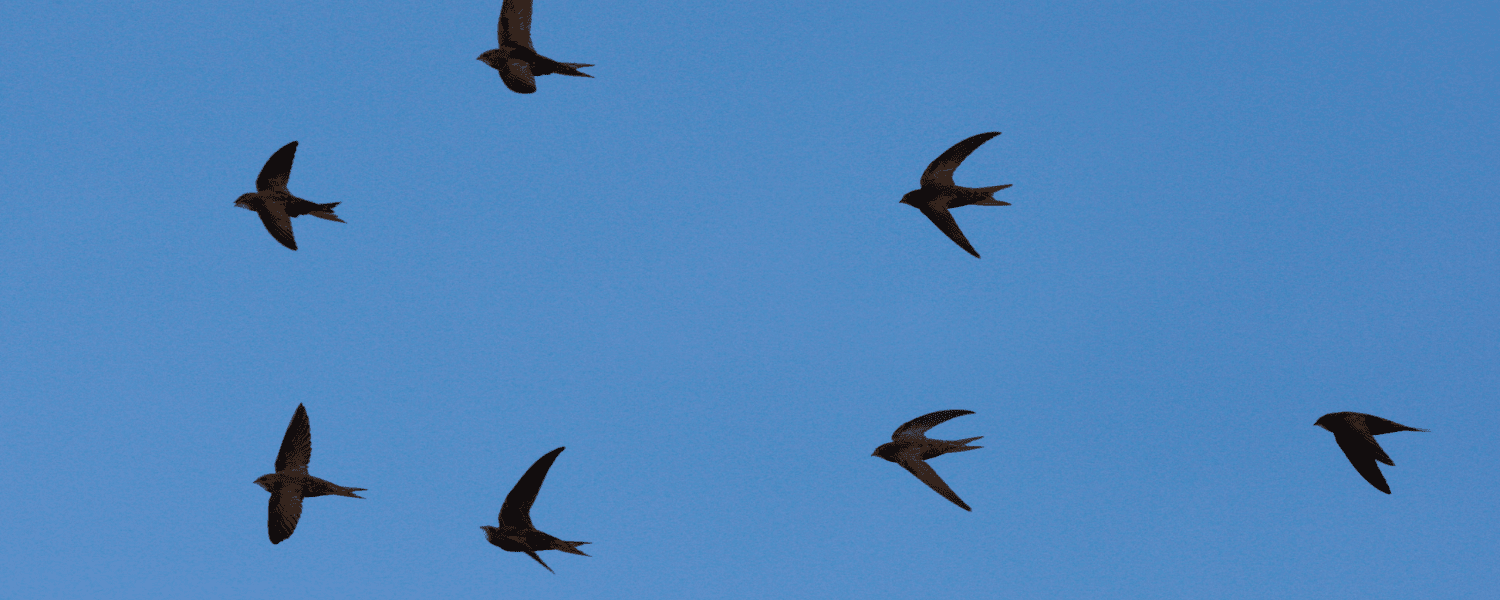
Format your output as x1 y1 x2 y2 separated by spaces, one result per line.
2 0 1498 598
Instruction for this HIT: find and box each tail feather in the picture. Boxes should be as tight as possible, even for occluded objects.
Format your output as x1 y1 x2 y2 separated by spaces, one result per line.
555 63 594 78
311 202 344 222
556 541 591 556
950 436 984 452
974 184 1013 206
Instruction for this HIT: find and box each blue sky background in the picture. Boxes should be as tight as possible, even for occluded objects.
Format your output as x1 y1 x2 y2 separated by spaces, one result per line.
2 0 1498 597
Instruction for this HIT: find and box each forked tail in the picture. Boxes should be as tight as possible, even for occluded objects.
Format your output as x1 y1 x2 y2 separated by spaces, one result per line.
974 185 1013 206
951 436 984 452
556 540 591 556
555 62 594 78
311 201 345 222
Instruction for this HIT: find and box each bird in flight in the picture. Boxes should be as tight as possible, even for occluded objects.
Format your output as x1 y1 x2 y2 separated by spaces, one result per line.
482 447 591 572
872 409 983 511
477 0 593 94
900 132 1012 258
253 404 366 544
1314 411 1427 494
234 141 344 250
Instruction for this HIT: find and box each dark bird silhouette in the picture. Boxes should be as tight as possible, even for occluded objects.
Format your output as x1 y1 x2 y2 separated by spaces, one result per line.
872 410 982 511
234 141 344 250
482 447 590 572
253 404 366 544
477 0 593 94
900 132 1012 258
1314 411 1427 494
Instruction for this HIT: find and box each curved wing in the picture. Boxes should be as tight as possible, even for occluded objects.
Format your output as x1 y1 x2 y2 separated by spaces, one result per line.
275 404 312 473
1332 433 1392 493
500 447 565 529
921 132 999 188
898 456 972 511
268 484 305 543
500 59 538 94
915 205 980 258
256 141 298 192
893 409 975 441
499 0 534 49
524 550 555 573
256 202 298 251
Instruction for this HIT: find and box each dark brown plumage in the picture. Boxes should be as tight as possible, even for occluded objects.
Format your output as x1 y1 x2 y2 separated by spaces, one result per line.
482 447 590 572
1314 411 1427 494
872 410 983 511
234 141 344 250
900 132 1012 258
253 404 365 544
476 0 593 94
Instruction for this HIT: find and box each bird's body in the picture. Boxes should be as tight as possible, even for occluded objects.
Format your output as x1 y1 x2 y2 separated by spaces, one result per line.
482 447 590 573
477 0 592 94
254 404 365 544
234 141 344 250
1314 411 1427 494
873 409 983 511
900 132 1012 258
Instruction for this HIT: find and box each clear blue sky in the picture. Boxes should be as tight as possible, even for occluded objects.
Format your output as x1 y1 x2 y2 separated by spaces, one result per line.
2 0 1497 598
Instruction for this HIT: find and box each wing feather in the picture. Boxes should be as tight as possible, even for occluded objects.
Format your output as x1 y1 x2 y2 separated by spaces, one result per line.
897 456 972 511
499 0 534 49
268 484 305 543
500 447 565 529
500 59 538 94
921 132 999 187
256 202 298 250
275 404 312 473
915 205 980 258
1333 433 1392 493
893 410 975 441
256 141 297 192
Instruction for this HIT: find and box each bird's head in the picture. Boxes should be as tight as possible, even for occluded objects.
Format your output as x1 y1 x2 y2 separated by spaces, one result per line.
252 474 276 492
871 442 900 462
899 190 922 206
234 193 258 210
477 50 504 68
1313 413 1339 431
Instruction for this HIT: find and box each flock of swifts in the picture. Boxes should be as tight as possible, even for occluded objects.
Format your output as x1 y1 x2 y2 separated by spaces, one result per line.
238 0 1430 573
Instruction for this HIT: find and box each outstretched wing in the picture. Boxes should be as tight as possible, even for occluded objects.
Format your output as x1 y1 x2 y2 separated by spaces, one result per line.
275 404 312 473
499 0 534 49
256 141 298 192
500 447 565 529
921 132 1000 188
500 59 538 94
524 549 554 573
915 205 980 258
1332 432 1392 493
256 202 298 251
268 484 305 543
893 409 975 441
897 455 972 511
